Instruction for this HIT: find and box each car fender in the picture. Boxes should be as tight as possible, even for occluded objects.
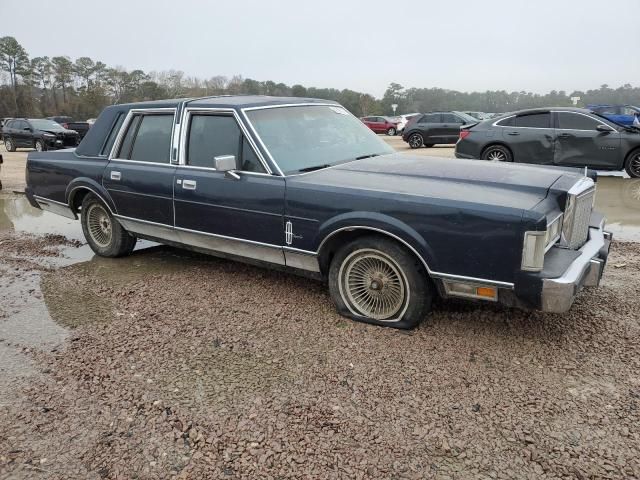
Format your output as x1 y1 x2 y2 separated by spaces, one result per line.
66 177 117 214
315 211 437 273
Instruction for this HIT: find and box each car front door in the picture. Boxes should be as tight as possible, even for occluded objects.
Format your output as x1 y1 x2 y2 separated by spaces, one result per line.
441 113 466 143
172 109 285 266
102 109 177 228
553 111 621 168
502 112 555 164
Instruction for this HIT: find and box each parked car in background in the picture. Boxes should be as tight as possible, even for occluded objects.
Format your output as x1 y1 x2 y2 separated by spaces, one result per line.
455 107 640 178
395 113 421 133
402 111 478 148
361 116 401 135
0 118 12 141
46 116 91 140
464 111 492 120
24 96 611 329
587 105 640 126
86 118 97 126
2 118 80 152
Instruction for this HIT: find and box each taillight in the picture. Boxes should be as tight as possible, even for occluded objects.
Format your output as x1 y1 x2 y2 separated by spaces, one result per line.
459 130 471 140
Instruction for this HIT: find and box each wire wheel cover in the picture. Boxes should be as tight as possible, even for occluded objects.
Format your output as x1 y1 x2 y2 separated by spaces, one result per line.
87 204 112 247
340 250 408 320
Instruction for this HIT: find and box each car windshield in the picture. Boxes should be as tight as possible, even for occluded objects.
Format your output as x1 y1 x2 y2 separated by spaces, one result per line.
245 105 394 174
29 119 64 130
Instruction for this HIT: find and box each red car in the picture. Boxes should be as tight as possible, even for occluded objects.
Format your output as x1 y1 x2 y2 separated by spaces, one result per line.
360 116 400 136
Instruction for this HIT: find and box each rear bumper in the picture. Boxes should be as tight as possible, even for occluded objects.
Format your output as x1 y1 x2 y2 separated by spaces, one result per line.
454 151 476 160
539 219 611 312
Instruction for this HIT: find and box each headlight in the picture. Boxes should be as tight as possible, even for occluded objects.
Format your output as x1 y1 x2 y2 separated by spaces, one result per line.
43 133 55 138
521 213 563 272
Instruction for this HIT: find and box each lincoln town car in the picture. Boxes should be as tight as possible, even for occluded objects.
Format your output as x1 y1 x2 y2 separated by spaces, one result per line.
25 96 612 329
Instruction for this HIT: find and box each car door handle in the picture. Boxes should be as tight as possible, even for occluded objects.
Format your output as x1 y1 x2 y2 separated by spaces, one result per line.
507 131 520 136
557 133 572 138
182 179 197 190
110 171 121 181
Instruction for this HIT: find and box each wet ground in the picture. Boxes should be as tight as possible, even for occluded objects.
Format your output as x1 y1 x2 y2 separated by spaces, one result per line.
1 148 640 478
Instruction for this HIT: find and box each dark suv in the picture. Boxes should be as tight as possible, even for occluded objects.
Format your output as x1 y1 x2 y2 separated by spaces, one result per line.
2 118 80 152
402 111 477 148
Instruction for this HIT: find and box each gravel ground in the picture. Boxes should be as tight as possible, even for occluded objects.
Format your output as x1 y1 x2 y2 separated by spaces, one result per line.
0 229 639 479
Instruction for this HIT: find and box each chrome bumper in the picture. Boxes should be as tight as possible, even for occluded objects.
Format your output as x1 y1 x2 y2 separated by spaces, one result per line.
541 218 611 313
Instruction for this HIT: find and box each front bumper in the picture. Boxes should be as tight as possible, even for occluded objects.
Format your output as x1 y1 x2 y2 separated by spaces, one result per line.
540 218 611 312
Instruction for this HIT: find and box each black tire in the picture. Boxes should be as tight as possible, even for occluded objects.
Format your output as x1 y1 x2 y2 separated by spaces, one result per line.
386 127 397 136
34 139 45 152
4 137 16 152
328 235 432 329
481 144 513 162
81 194 136 257
407 132 424 149
624 149 640 178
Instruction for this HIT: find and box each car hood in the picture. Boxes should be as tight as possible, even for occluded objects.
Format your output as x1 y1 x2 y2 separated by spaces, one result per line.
39 128 77 135
288 153 572 211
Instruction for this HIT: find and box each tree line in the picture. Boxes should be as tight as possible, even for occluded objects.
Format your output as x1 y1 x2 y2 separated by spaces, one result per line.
1 36 640 121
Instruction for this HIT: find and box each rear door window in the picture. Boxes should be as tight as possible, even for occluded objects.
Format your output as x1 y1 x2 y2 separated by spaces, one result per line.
442 113 463 123
420 113 441 123
118 114 174 163
495 116 515 127
515 113 550 128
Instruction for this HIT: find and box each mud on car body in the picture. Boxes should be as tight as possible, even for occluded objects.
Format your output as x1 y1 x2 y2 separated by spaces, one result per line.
25 96 611 329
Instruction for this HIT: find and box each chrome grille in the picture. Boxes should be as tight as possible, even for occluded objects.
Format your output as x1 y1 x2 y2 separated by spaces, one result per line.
561 179 595 250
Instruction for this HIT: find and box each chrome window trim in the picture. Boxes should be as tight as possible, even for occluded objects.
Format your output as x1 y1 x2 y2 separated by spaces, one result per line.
108 107 177 165
177 107 273 175
491 113 552 130
240 102 355 178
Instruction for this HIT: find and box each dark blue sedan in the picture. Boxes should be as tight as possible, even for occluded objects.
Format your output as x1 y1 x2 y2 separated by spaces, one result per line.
25 96 611 329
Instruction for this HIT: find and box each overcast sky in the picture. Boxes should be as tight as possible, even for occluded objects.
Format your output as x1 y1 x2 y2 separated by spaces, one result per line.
2 0 638 97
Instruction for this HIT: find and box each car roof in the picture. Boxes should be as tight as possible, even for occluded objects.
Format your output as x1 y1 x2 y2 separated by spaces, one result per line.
115 95 338 110
497 107 596 117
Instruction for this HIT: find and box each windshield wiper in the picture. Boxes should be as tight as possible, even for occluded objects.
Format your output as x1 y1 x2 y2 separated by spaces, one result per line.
355 153 381 160
297 164 332 173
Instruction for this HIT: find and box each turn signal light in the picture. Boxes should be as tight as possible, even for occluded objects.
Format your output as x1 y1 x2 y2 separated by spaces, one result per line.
459 130 471 140
443 281 498 301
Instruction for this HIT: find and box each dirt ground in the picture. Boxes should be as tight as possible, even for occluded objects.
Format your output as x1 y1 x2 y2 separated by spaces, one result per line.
1 144 640 479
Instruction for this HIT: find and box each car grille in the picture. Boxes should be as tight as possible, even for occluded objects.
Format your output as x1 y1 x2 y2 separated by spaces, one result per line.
562 181 595 250
57 132 78 147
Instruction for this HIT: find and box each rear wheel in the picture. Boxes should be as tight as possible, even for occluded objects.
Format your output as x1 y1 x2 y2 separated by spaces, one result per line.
408 133 424 149
624 149 640 178
34 139 45 152
4 138 15 152
481 145 512 162
328 235 432 329
81 194 136 257
386 127 397 136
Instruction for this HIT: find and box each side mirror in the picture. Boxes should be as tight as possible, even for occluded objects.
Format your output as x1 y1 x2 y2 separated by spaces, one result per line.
596 124 613 133
214 155 240 180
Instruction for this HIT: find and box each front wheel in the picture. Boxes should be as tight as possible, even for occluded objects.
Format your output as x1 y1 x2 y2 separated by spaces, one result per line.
386 127 397 136
625 149 640 178
328 236 432 329
407 133 424 149
34 139 45 152
81 194 136 257
4 138 15 152
481 145 512 162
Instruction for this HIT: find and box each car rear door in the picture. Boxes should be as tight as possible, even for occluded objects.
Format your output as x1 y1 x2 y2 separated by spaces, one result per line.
102 109 177 227
416 113 442 143
172 108 286 266
502 112 555 164
553 111 621 168
441 113 466 143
